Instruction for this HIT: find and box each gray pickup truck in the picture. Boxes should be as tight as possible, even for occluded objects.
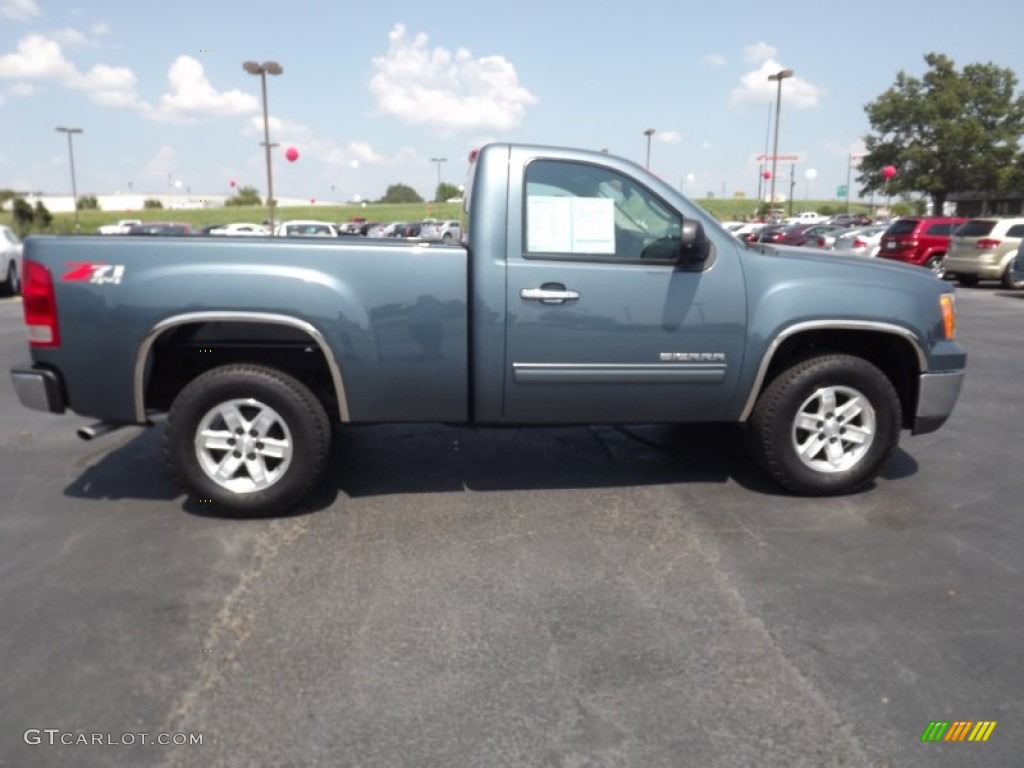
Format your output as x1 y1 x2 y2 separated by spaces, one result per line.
11 143 966 515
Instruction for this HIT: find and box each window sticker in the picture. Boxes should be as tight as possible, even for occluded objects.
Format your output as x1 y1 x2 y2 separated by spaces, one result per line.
527 196 615 254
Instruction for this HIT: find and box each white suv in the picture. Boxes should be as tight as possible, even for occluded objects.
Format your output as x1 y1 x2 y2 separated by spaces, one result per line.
943 217 1024 289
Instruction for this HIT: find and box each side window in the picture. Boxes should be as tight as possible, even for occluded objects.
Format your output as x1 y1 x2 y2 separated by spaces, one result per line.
1005 224 1024 238
524 159 682 262
927 224 952 236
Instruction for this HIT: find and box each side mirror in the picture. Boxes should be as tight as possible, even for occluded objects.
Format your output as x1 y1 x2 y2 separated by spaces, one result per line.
679 220 710 263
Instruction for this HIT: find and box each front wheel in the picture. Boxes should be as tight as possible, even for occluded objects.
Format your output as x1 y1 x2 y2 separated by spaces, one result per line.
749 354 902 495
165 365 331 516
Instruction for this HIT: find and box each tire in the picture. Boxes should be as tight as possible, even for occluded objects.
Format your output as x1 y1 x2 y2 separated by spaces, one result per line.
924 255 945 279
1001 258 1024 290
748 354 902 496
165 365 331 516
1 262 18 296
956 274 980 287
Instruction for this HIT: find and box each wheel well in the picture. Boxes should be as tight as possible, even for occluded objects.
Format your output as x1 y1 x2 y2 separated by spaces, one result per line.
142 321 341 420
760 330 920 428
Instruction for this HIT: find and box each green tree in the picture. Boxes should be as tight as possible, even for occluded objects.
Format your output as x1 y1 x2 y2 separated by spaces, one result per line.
143 198 164 209
33 201 53 231
434 182 461 203
860 53 1024 214
12 198 34 237
379 183 423 204
77 194 99 210
224 185 262 206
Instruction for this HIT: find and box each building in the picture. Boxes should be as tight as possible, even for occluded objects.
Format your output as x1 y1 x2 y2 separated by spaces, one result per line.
947 190 1024 218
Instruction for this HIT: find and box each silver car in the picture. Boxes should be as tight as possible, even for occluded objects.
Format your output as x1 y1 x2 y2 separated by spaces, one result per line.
419 219 463 243
831 226 887 257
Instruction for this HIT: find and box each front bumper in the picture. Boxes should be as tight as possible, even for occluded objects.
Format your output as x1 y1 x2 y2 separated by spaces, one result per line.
10 365 66 413
913 370 965 435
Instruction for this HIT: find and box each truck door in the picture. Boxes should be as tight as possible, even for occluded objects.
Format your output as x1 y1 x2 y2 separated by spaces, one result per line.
502 154 747 423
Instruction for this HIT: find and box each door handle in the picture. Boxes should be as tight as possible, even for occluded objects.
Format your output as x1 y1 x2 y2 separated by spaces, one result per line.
521 285 580 304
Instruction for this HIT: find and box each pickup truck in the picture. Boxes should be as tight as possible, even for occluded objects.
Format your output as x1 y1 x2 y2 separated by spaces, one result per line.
95 218 143 235
10 143 966 515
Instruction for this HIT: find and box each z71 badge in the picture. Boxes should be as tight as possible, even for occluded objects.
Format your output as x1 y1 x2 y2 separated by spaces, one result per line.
62 263 126 285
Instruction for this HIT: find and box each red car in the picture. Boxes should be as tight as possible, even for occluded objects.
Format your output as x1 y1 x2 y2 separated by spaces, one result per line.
877 216 967 272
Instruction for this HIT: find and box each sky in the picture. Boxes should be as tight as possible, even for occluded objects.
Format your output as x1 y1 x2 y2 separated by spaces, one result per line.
2 0 1023 206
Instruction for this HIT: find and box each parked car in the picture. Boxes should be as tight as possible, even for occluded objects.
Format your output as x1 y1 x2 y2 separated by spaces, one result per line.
730 222 764 241
382 222 409 238
208 223 271 237
784 211 826 225
831 226 888 257
778 223 819 246
273 220 339 238
1 224 23 296
826 213 873 228
877 216 967 274
126 222 194 236
812 226 856 250
751 224 789 244
942 217 1024 288
419 219 463 243
787 224 846 248
96 218 142 235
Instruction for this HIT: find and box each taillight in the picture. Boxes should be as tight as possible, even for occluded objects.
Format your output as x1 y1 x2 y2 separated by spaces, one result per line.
976 239 1000 250
852 238 867 248
22 260 60 347
816 237 826 247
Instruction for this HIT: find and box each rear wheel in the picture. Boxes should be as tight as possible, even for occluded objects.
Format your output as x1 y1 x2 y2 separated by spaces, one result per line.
165 364 331 516
749 354 902 495
1001 259 1024 289
925 255 945 279
1 262 18 296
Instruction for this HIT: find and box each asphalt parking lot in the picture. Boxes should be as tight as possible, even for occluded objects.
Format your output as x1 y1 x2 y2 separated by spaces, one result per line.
1 286 1022 767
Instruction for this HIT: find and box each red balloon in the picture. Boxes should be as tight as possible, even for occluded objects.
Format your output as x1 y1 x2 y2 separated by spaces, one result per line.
762 170 772 180
285 146 299 162
229 179 236 187
310 197 316 204
882 165 897 180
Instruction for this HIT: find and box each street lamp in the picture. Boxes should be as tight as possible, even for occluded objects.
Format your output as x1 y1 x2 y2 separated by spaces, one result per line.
643 128 656 169
767 69 794 217
56 126 83 231
430 157 447 191
243 60 283 229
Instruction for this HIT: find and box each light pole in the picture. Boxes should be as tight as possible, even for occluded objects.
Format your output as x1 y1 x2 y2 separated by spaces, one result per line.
243 60 283 229
430 157 447 193
56 126 83 231
767 69 794 217
643 128 656 169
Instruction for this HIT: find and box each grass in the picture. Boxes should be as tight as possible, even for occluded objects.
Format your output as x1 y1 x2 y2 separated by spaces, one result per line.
4 198 879 236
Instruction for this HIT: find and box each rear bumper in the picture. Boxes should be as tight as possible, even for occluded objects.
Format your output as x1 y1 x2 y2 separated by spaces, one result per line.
913 369 965 435
943 253 1006 279
10 365 66 413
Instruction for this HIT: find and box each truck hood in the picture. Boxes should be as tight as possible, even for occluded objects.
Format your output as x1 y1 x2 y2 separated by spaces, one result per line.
749 242 944 286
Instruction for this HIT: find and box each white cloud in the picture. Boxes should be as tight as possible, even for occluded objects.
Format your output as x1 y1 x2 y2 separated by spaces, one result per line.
0 33 145 109
701 54 726 68
701 140 712 150
743 42 777 63
0 34 77 80
0 0 39 21
658 131 684 144
730 60 823 109
10 81 34 96
90 22 110 36
147 56 259 122
369 24 536 132
50 27 89 47
0 92 5 106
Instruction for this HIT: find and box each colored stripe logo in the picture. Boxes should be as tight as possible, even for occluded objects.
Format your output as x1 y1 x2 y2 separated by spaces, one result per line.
921 721 997 742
